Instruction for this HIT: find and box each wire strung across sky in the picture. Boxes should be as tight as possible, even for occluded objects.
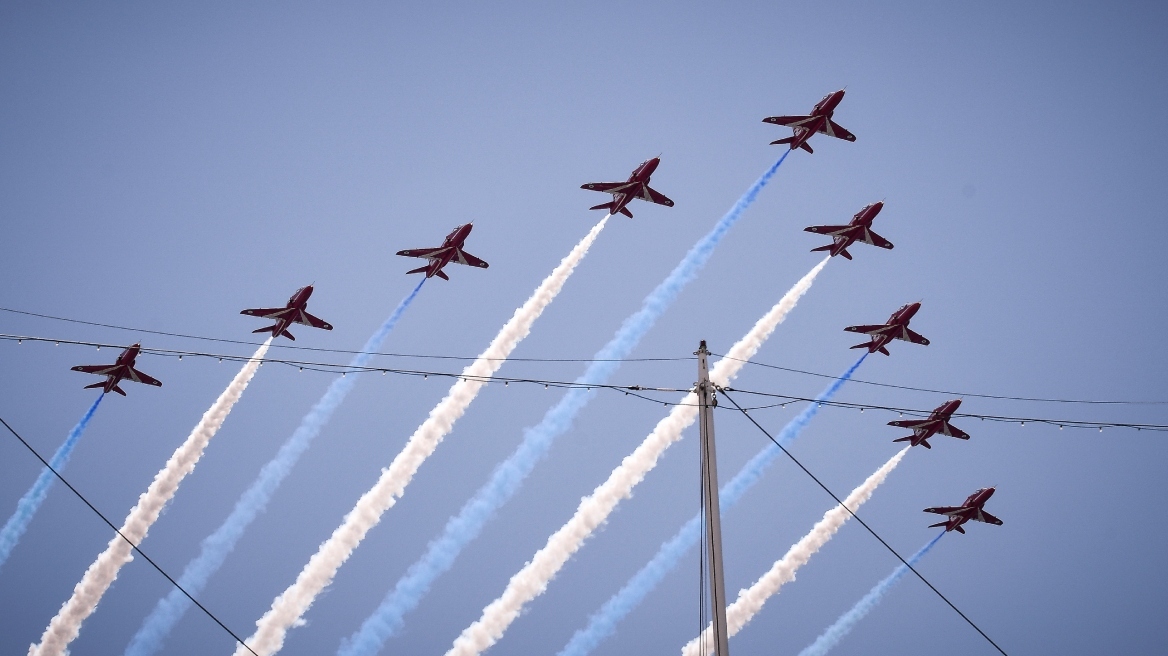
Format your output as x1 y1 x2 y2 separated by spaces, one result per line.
0 415 260 656
3 333 1166 433
718 389 1009 656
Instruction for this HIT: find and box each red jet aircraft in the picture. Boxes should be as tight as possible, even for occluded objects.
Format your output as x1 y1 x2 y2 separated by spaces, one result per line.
844 302 929 356
241 285 333 341
887 400 969 449
581 157 674 218
71 344 162 396
763 89 856 154
805 201 893 260
924 487 1003 534
396 223 489 280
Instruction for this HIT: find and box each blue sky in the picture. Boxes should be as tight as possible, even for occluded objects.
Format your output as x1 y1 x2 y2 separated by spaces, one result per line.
2 2 1166 654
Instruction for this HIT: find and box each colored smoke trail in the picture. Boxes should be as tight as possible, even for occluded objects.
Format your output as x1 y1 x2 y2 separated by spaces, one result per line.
558 354 866 656
0 395 104 573
122 280 426 656
338 153 790 656
30 339 272 656
682 447 910 656
237 217 610 656
797 532 945 656
447 257 829 656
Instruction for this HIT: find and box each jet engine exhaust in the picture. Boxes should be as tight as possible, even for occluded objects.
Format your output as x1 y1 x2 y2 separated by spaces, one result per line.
797 531 946 656
558 354 866 656
337 153 791 656
0 395 104 573
446 257 830 656
30 338 272 656
682 447 910 656
122 279 426 656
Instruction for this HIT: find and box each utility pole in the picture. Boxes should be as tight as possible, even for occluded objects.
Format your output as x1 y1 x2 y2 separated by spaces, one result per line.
696 340 731 656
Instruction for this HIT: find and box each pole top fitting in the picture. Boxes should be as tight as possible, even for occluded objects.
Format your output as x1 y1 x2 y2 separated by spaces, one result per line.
695 339 709 355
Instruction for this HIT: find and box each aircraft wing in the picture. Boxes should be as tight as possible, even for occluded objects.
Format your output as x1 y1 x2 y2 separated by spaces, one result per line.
762 115 816 127
976 510 1004 525
804 224 854 236
844 324 894 336
640 185 675 207
903 328 930 345
940 423 971 440
923 506 964 516
397 247 449 260
821 119 857 142
453 248 489 269
888 418 932 429
582 181 637 194
300 311 334 330
127 367 163 387
241 307 294 319
71 364 120 375
861 229 894 250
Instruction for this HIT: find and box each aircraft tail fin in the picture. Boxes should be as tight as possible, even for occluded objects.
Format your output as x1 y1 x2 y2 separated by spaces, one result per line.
892 435 913 444
954 525 966 534
799 141 814 154
770 137 795 146
618 206 633 218
435 270 450 281
112 384 127 396
838 247 852 260
810 244 833 253
589 202 613 212
928 521 948 529
406 265 429 276
252 325 276 335
878 346 890 356
83 381 106 390
281 329 295 341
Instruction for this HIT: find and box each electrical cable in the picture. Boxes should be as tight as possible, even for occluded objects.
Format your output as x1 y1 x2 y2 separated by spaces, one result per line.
5 334 1166 432
0 307 685 363
0 414 259 656
718 389 1008 656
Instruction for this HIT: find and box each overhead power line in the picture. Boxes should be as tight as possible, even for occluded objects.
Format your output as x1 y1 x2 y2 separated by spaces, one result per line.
0 415 259 656
4 334 1167 433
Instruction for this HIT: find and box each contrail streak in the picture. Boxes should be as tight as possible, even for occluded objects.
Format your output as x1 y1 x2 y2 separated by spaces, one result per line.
682 447 910 656
798 531 945 656
29 338 272 656
447 257 829 656
0 395 104 573
338 152 790 656
237 216 611 656
122 280 426 656
558 354 866 656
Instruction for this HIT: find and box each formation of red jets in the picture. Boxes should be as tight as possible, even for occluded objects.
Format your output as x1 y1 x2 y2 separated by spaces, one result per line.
68 89 1000 533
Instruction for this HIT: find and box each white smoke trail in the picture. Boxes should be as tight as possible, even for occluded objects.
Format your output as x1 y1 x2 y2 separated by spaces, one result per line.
446 257 829 656
681 447 910 656
236 217 609 656
28 338 273 656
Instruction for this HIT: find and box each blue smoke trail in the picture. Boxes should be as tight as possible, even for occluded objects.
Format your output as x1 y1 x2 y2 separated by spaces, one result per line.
123 279 425 656
798 531 946 656
0 394 104 573
338 152 790 656
558 355 866 656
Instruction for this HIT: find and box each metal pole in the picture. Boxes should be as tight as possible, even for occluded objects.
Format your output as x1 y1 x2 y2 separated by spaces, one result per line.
696 340 731 656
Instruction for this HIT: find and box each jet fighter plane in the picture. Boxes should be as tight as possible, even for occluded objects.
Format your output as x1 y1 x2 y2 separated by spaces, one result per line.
71 343 162 396
241 285 333 341
924 487 1003 534
887 399 969 449
805 201 893 260
763 89 856 154
581 157 674 218
844 302 929 355
396 223 489 280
